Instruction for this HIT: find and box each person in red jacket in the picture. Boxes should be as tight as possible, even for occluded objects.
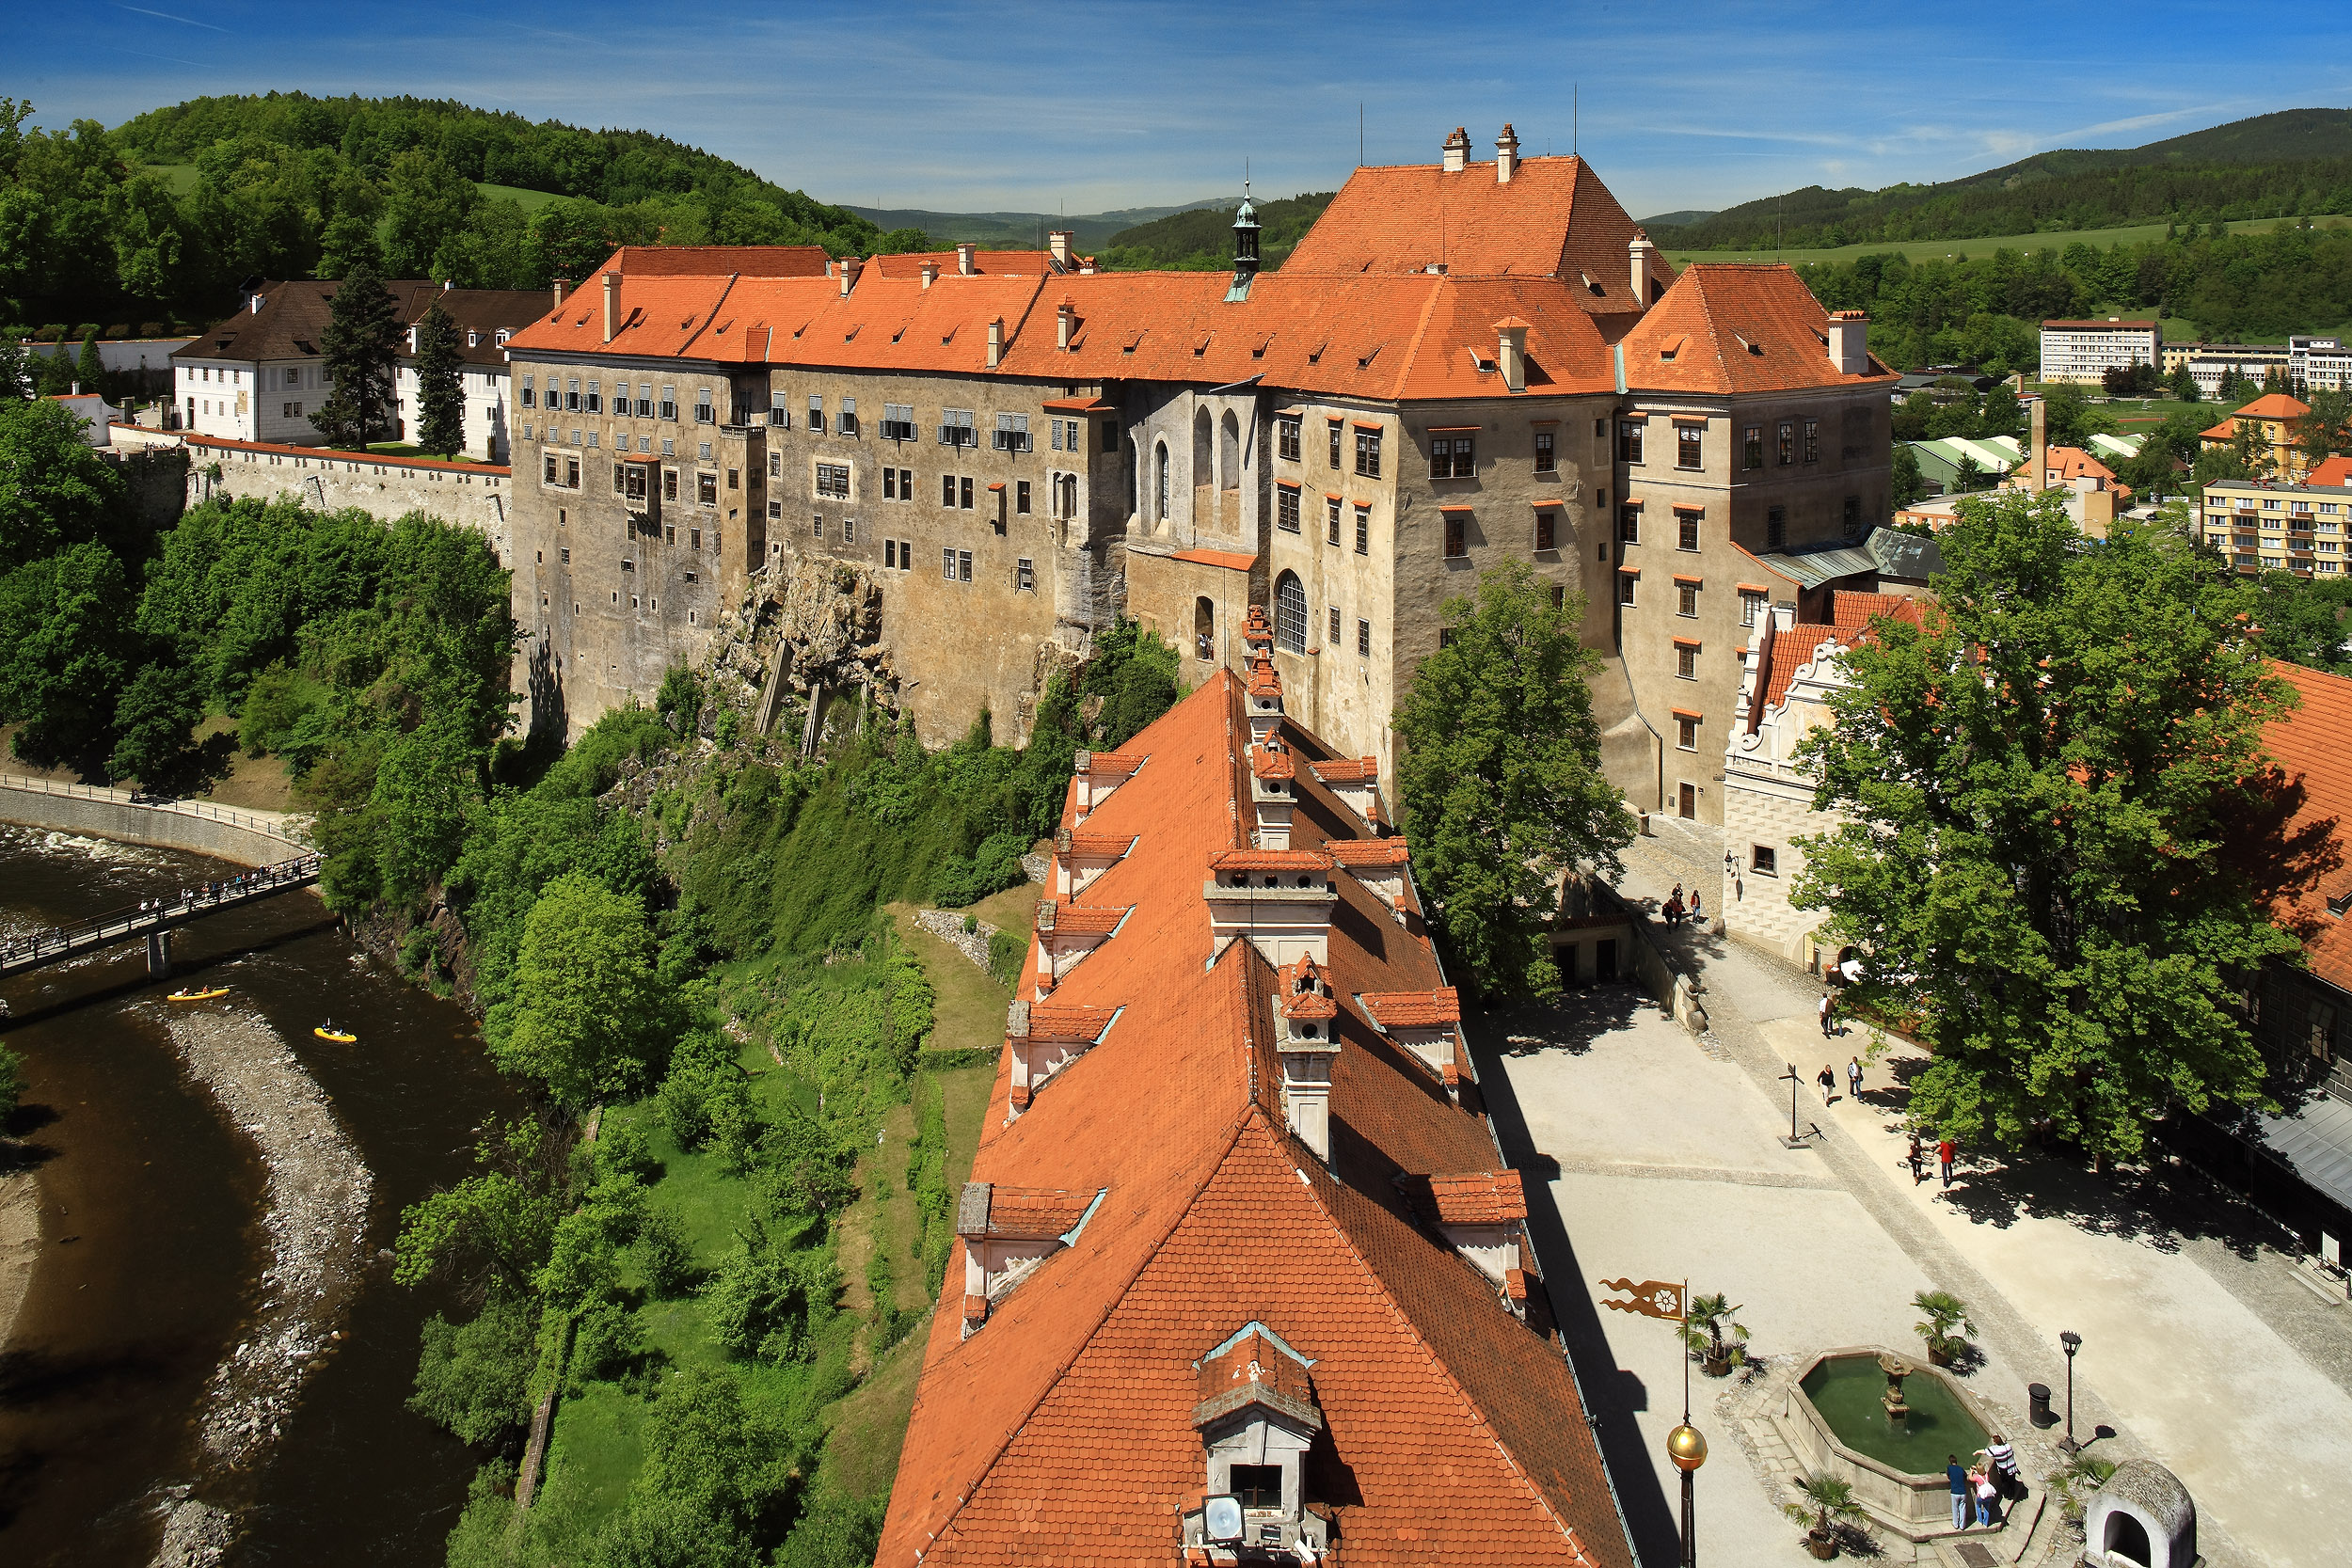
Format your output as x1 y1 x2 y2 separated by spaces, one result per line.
1937 1136 1958 1188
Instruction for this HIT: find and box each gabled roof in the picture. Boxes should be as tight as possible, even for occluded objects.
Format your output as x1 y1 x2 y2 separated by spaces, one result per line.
2262 661 2352 992
1756 625 1842 721
2233 392 2312 421
878 673 1629 1568
175 278 433 364
2308 455 2352 487
864 248 1089 279
397 286 549 368
1618 264 1898 395
1828 590 1925 637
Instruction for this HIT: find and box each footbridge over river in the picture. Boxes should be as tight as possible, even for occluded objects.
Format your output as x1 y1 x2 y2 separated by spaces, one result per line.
0 851 323 979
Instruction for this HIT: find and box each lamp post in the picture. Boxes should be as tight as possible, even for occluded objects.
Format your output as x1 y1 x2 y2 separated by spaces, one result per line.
2058 1330 2082 1454
1667 1287 1707 1568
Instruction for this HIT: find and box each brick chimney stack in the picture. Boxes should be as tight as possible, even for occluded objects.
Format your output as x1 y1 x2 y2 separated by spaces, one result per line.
1494 317 1529 394
839 255 861 297
958 242 977 277
552 277 570 310
1274 958 1342 1164
602 272 618 343
2027 394 2048 489
1442 126 1470 173
1629 230 1656 306
1826 310 1869 375
1057 297 1075 351
1048 230 1073 267
1495 123 1519 183
920 260 938 290
986 316 1005 369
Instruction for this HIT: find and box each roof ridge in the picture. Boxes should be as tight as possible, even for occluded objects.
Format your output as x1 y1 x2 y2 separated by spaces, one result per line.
675 271 741 356
1392 275 1452 402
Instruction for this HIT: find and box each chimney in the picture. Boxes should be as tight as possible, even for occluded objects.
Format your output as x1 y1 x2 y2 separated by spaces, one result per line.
441 278 453 293
1048 230 1073 267
957 242 977 277
920 260 938 290
1494 317 1529 394
602 272 618 343
838 255 861 297
552 277 570 310
986 316 1004 369
1825 309 1869 375
1057 297 1075 350
1495 123 1520 183
1442 125 1470 173
407 325 420 355
2028 395 2047 489
1273 957 1342 1164
249 293 262 315
1629 230 1656 306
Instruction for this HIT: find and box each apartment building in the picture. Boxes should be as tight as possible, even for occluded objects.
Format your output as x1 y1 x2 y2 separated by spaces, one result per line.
2201 392 2317 481
2199 474 2350 576
172 279 545 458
2039 317 2161 384
2292 334 2350 394
501 127 1899 825
2177 341 2293 398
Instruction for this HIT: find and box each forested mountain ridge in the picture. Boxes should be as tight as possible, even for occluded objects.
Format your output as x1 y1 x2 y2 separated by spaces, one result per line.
1651 108 2352 251
1100 191 1337 271
0 92 931 337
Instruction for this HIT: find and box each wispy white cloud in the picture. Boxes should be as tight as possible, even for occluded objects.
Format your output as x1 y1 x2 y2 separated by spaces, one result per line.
114 4 230 31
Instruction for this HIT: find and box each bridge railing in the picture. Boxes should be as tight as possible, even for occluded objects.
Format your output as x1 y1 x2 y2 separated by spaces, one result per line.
0 852 322 969
0 772 312 847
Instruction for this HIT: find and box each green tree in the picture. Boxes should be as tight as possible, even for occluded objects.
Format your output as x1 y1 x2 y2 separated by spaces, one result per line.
493 870 669 1106
310 259 401 448
2250 571 2352 674
1793 492 2310 1163
1891 444 1927 508
409 1292 539 1444
316 212 383 280
0 1038 24 1127
0 397 132 568
72 329 103 396
108 660 208 784
381 150 479 277
1952 452 1984 493
412 300 467 458
2168 363 2202 403
0 541 136 768
1392 562 1631 1003
2300 388 2352 467
2041 382 2116 449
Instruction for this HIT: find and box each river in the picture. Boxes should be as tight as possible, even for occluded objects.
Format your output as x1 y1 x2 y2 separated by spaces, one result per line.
0 825 519 1565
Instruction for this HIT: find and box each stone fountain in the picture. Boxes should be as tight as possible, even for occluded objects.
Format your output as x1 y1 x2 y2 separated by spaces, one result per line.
1879 1352 1913 1433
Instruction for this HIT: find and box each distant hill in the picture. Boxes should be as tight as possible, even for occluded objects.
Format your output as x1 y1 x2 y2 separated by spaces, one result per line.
1649 108 2352 252
1102 193 1339 272
842 202 1224 253
1637 210 1717 229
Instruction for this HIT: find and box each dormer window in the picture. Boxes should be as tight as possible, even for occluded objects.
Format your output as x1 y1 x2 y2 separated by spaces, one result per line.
1183 1326 1331 1560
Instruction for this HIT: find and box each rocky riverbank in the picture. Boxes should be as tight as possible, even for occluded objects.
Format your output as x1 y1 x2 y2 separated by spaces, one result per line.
155 1007 373 1560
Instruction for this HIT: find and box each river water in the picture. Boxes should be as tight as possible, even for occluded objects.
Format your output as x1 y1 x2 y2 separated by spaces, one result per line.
0 826 519 1565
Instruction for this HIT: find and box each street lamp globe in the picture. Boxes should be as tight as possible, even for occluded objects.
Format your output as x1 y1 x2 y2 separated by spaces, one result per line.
1667 1422 1708 1473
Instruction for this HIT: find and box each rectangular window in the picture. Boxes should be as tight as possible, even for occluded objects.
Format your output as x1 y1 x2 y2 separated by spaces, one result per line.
1279 415 1301 461
1326 499 1341 546
882 403 916 440
842 517 855 544
1016 480 1031 515
1279 487 1301 532
816 463 850 499
1430 435 1473 479
882 468 898 500
943 547 957 580
839 397 858 436
767 500 781 521
1327 419 1343 467
695 390 713 424
813 515 825 540
1444 514 1467 558
1751 845 1777 876
770 452 782 479
1618 420 1645 464
940 408 977 446
1677 511 1700 551
520 375 535 408
958 549 973 582
1618 506 1641 546
584 381 601 414
1016 557 1035 592
660 387 676 420
1617 574 1636 607
1677 582 1698 617
993 412 1031 451
1328 606 1342 644
543 452 557 484
612 463 626 495
663 468 678 502
727 467 739 490
1843 495 1862 540
806 395 824 433
1677 716 1697 751
697 472 718 507
1535 510 1557 552
1743 426 1762 469
1534 429 1556 473
1355 506 1370 554
1677 424 1703 469
1777 421 1794 466
565 457 580 488
639 384 653 418
560 547 570 564
943 474 957 506
1740 589 1765 627
1357 617 1371 657
898 540 913 570
565 378 580 412
1767 505 1787 550
1354 427 1382 478
898 467 913 498
961 476 975 510
885 540 897 569
1804 419 1820 464
1677 644 1697 679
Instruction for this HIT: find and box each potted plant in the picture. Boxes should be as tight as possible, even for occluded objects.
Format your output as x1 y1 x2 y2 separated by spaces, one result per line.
1913 1290 1975 1367
1680 1292 1749 1376
1783 1473 1867 1559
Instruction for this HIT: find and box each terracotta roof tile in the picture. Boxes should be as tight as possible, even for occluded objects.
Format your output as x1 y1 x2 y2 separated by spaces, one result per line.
1828 591 1924 636
2261 661 2352 992
1056 828 1138 858
959 1184 1102 1241
1328 837 1413 869
1011 1002 1120 1041
1617 264 1898 395
2233 392 2312 420
1311 757 1380 784
1360 988 1463 1029
1760 624 1841 716
1208 847 1335 873
1249 742 1297 781
2306 455 2352 487
1035 900 1129 936
1422 1169 1530 1225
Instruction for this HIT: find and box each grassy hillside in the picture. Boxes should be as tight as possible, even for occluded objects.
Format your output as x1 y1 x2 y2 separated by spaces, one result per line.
1648 108 2352 252
1102 192 1337 272
1669 212 2352 268
842 201 1220 253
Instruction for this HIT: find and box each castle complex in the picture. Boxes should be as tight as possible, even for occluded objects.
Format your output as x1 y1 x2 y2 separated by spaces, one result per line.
501 126 1900 823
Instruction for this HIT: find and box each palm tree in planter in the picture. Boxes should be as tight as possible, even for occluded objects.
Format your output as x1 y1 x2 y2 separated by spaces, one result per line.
1913 1290 1975 1367
1782 1473 1867 1559
1679 1292 1750 1376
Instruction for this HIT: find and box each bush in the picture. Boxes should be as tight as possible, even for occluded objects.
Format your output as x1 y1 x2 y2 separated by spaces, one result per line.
702 1217 838 1363
987 929 1025 989
961 913 977 934
777 1485 887 1568
568 1297 648 1390
409 1292 539 1444
930 829 1028 908
635 1203 694 1297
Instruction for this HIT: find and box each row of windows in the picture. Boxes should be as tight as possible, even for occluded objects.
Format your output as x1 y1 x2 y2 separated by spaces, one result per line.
1275 490 1374 553
1268 573 1373 657
1614 418 1836 472
519 379 1102 458
1422 430 1559 481
1272 415 1385 478
1614 572 1769 626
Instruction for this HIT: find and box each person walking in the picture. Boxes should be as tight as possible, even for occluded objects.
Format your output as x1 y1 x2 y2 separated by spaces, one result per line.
1688 887 1703 925
1947 1454 1970 1530
1819 990 1836 1038
1818 1063 1837 1102
1847 1054 1864 1101
1662 893 1684 928
1907 1130 1926 1185
1937 1135 1958 1188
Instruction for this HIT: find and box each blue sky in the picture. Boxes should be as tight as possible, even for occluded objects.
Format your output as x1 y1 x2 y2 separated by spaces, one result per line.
14 2 2352 219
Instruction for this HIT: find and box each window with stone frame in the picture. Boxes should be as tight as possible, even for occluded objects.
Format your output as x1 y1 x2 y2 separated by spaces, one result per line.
1429 434 1473 479
1355 506 1370 554
1618 419 1645 464
663 467 678 501
1677 581 1698 617
1534 428 1556 472
697 472 718 507
1677 715 1697 750
1535 509 1557 552
1278 486 1301 532
1618 505 1642 546
1677 643 1697 678
1327 499 1342 546
816 463 850 499
1617 573 1636 607
1751 845 1777 875
660 386 677 420
1327 419 1343 467
1328 605 1342 644
1677 510 1701 551
1016 480 1031 515
1743 426 1763 469
1354 426 1382 478
1740 589 1766 627
1279 414 1301 461
1804 419 1820 464
1275 572 1308 653
1444 514 1468 558
1777 420 1794 466
1677 423 1703 469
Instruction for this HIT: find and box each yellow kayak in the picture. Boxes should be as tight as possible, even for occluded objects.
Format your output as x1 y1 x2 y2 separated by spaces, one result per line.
168 987 230 1002
314 1027 358 1043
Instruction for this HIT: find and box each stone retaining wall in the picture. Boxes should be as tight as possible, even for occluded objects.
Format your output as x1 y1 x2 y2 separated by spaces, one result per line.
0 778 306 867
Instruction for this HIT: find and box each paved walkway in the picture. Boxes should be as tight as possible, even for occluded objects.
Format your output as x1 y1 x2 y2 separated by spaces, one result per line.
1486 816 2352 1568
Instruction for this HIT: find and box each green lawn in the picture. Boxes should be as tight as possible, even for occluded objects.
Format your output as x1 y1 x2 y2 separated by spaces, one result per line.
1668 213 2352 267
481 182 566 213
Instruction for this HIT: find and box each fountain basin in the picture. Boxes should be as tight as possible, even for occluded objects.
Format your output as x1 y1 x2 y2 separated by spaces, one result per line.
1781 1347 1996 1540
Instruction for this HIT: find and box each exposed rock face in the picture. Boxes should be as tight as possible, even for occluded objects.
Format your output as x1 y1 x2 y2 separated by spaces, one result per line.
692 560 902 744
150 1496 234 1568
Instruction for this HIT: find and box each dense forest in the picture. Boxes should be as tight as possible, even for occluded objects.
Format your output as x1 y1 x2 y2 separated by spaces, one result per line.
0 92 932 339
1649 108 2352 251
1101 191 1335 271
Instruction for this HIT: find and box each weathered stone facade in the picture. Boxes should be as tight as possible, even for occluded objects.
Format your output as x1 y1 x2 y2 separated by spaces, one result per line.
181 435 516 559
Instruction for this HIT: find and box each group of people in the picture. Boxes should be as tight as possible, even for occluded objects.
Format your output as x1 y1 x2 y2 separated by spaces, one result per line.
1948 1436 2023 1528
1906 1130 1962 1187
1660 882 1703 928
135 874 270 918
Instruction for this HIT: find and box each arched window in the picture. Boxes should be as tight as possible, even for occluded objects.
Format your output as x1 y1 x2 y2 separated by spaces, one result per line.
1194 406 1214 491
1194 596 1215 661
1219 410 1241 490
1155 441 1169 522
1274 573 1307 654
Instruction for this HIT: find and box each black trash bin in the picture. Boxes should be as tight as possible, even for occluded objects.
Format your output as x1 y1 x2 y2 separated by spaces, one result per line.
2027 1382 2053 1428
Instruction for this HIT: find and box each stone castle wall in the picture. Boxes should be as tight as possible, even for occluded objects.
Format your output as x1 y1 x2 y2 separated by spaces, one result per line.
183 437 516 561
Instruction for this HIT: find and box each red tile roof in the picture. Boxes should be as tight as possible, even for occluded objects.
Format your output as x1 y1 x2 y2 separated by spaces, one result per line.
1756 624 1842 724
1617 264 1899 395
1311 757 1380 784
589 245 830 278
1327 837 1413 869
2261 661 2352 992
1828 591 1924 637
878 673 1628 1568
2233 392 2312 420
2041 445 2120 488
1209 847 1335 873
1015 1004 1120 1042
1359 988 1463 1029
2307 456 2352 487
958 1186 1102 1241
1419 1169 1530 1225
864 248 1085 279
1058 828 1138 858
1035 900 1128 936
1169 546 1257 571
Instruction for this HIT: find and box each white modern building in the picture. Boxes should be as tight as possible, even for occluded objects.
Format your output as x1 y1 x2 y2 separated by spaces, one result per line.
2292 335 2350 394
2039 318 2161 384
